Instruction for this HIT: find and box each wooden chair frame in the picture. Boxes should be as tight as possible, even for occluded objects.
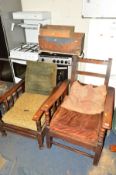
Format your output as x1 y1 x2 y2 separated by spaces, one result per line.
42 56 115 165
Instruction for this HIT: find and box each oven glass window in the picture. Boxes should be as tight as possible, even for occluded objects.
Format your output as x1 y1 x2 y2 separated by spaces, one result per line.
57 65 68 83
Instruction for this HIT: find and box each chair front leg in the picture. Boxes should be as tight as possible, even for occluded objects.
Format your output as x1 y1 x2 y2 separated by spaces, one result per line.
46 127 52 149
0 118 7 136
37 134 44 149
93 127 106 165
36 120 44 148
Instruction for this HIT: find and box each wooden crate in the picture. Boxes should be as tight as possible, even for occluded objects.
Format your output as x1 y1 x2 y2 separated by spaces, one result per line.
39 32 85 55
39 25 75 38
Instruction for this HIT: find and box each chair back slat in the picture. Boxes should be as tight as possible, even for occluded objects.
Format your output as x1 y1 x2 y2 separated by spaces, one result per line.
77 70 106 78
71 56 112 87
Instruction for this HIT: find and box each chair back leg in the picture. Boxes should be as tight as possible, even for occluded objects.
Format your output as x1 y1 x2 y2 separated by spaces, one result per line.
0 119 7 136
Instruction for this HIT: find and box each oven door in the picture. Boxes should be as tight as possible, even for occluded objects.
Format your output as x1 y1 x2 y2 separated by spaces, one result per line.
11 59 27 83
0 59 14 82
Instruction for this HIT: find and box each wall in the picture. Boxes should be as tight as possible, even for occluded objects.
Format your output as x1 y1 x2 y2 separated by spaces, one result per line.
20 0 116 106
0 0 23 49
21 0 90 55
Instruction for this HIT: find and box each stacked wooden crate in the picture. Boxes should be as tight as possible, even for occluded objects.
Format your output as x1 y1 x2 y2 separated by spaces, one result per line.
39 25 85 55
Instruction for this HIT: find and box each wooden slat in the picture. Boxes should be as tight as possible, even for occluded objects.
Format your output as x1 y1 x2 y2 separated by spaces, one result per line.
73 57 112 87
77 70 106 78
52 141 94 158
79 58 109 65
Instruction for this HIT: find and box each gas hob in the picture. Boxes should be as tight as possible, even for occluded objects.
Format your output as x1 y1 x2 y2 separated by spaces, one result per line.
10 43 39 61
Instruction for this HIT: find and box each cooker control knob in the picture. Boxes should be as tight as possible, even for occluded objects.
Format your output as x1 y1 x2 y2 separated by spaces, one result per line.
61 60 63 64
65 61 68 64
41 58 44 62
53 59 56 63
57 60 59 63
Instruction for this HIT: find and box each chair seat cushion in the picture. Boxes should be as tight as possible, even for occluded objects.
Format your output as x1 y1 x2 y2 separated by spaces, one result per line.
61 81 107 114
3 92 48 131
50 107 102 145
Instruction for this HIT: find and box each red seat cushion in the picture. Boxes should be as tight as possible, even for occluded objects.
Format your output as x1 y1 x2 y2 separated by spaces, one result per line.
50 107 102 146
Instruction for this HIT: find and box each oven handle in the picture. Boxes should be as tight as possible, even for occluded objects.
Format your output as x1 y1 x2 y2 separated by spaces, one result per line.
57 67 68 70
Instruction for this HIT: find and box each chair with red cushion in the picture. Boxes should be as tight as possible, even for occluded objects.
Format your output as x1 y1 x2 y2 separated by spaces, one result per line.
43 56 115 165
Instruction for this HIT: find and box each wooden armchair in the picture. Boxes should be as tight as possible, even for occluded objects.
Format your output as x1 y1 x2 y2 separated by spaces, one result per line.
0 60 57 148
43 56 115 165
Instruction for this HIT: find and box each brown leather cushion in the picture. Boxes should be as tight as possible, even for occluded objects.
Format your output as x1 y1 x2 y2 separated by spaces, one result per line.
50 107 102 145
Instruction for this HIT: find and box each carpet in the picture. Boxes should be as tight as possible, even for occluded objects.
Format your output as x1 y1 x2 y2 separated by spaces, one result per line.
0 154 16 175
0 154 6 170
0 131 116 175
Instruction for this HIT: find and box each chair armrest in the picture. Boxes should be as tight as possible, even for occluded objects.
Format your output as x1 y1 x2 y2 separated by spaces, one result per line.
0 80 24 103
32 109 45 121
32 80 69 122
102 87 115 129
0 80 25 112
44 80 69 110
32 96 51 121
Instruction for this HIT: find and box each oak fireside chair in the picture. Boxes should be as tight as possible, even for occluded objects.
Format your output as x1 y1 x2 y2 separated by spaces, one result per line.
42 56 115 165
0 60 58 148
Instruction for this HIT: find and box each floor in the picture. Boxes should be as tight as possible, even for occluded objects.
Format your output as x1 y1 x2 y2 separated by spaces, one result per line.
0 130 116 175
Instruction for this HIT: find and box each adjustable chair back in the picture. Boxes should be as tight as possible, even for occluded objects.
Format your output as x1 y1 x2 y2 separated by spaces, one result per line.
0 61 57 148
